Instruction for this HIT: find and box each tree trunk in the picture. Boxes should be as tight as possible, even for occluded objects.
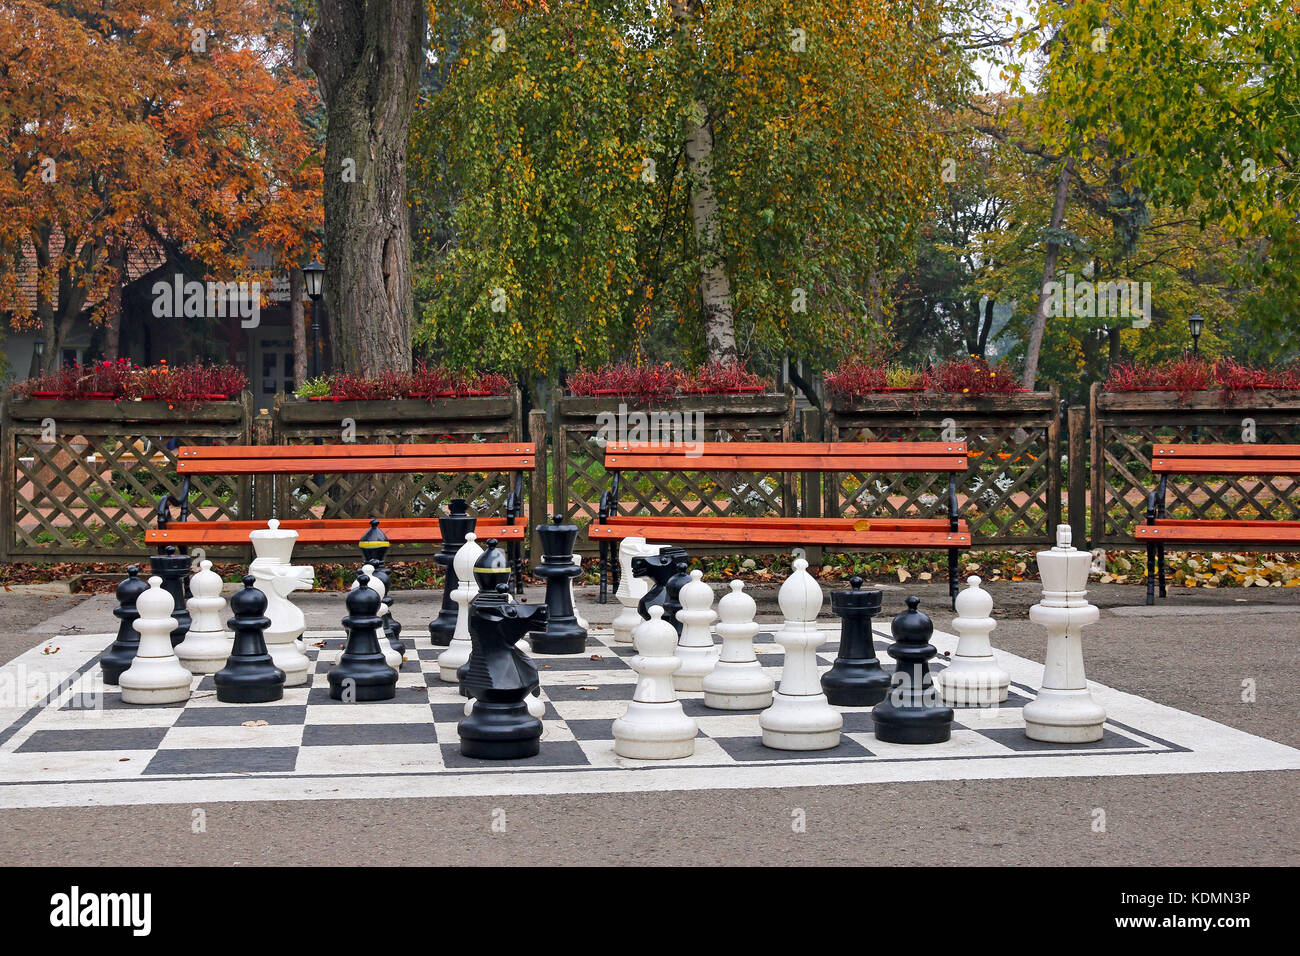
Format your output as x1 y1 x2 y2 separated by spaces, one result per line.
671 1 736 365
101 242 127 363
1022 156 1074 390
289 267 307 385
307 0 424 374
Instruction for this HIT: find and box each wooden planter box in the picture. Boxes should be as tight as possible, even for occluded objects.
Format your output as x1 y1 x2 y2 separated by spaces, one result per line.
824 388 1061 546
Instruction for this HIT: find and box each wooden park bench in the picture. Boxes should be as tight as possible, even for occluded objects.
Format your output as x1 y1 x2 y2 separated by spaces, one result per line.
147 442 534 590
588 441 971 605
1134 443 1300 604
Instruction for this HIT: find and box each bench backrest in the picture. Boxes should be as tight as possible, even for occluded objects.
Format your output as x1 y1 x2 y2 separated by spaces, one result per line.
1152 444 1300 476
176 442 535 475
603 441 967 473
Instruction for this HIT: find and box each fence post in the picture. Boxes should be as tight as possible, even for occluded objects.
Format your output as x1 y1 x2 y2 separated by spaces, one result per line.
799 405 823 567
1089 381 1103 546
1068 405 1087 548
252 404 274 520
0 395 13 563
528 408 548 564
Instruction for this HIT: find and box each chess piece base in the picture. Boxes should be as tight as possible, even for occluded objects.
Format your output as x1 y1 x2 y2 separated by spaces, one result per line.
612 701 697 759
871 700 954 744
438 640 472 683
267 642 310 686
459 700 542 759
530 623 586 655
821 661 891 707
119 659 192 705
760 692 842 750
702 661 774 710
1023 688 1105 742
327 661 398 701
938 663 1010 706
214 665 285 704
174 634 233 675
428 617 456 647
673 646 718 692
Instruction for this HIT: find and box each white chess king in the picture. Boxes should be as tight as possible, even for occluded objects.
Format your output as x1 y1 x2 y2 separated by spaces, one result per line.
1022 525 1107 742
937 576 1009 706
760 557 841 750
174 559 233 674
119 576 193 704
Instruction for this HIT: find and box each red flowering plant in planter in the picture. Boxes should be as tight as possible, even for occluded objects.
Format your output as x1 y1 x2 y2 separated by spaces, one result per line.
567 363 684 403
11 360 244 405
308 365 511 401
925 357 1022 395
1106 357 1300 402
679 361 771 394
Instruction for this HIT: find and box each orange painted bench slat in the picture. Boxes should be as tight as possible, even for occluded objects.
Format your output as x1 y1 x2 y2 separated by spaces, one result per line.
1134 524 1300 543
588 522 970 547
603 453 967 472
1151 457 1300 475
178 442 534 459
179 454 534 475
605 441 965 457
600 515 965 532
1153 443 1300 458
147 520 525 546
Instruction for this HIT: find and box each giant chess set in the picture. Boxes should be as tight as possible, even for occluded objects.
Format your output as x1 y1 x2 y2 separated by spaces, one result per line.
0 510 1296 809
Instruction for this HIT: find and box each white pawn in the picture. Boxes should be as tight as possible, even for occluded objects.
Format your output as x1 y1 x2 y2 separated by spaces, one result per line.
613 606 697 759
674 569 718 691
351 566 402 671
760 557 841 750
174 560 233 674
438 532 483 682
120 577 193 704
702 580 774 710
938 576 1009 706
613 538 661 644
1024 525 1107 742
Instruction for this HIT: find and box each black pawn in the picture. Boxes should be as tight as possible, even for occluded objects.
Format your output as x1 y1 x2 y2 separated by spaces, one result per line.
360 518 404 655
328 574 399 702
871 596 953 744
101 566 149 685
150 545 192 646
634 546 689 633
214 576 286 704
429 499 475 646
530 513 587 654
458 583 546 759
822 577 891 706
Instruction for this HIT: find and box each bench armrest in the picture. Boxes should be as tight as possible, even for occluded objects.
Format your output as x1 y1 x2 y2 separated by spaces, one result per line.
947 473 959 531
156 475 191 529
598 471 621 522
505 470 524 522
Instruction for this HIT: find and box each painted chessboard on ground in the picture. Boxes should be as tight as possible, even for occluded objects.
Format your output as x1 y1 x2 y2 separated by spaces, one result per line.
0 622 1297 808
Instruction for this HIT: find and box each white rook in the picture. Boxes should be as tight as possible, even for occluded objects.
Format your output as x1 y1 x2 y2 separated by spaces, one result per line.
120 577 193 704
613 606 697 759
937 576 1009 706
702 580 774 710
1023 525 1107 742
760 557 841 750
613 538 662 644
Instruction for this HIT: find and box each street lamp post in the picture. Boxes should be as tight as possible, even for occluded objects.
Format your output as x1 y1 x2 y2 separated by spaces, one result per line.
1188 313 1204 356
28 334 45 379
303 260 325 377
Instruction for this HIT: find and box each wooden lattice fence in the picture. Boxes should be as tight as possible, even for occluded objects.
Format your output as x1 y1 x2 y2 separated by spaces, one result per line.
823 389 1062 546
552 389 797 555
271 392 526 559
1089 384 1300 547
0 393 252 561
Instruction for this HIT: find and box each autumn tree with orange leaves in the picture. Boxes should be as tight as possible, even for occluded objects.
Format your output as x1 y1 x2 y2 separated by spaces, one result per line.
0 0 321 373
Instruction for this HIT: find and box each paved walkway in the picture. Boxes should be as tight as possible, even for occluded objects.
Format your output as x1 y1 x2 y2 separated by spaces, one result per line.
1 580 1295 865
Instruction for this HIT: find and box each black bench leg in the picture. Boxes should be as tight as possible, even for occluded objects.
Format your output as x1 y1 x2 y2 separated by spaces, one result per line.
509 540 524 595
598 540 610 604
948 548 959 610
1145 544 1156 605
1157 544 1167 598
